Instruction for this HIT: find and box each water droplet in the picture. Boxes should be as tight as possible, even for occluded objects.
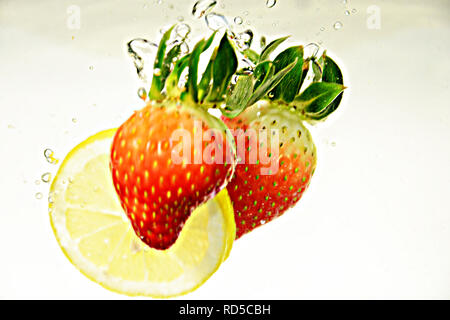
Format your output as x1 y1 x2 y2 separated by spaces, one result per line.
153 68 161 76
157 0 163 4
35 180 40 185
260 36 266 48
345 10 350 15
177 16 184 22
89 65 94 71
175 23 191 39
205 13 229 31
68 177 74 184
342 0 347 3
304 43 320 59
261 219 266 224
35 192 43 200
143 3 148 9
352 8 357 13
127 38 158 82
192 0 217 19
72 118 77 123
320 26 325 31
334 21 343 30
330 141 336 147
137 87 147 101
236 29 254 50
41 172 52 183
48 195 54 204
266 0 277 8
234 16 243 25
44 148 59 164
243 11 249 16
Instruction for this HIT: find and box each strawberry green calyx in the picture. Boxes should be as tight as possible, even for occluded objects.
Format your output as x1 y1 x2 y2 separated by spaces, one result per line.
222 36 346 124
145 27 345 122
147 25 238 110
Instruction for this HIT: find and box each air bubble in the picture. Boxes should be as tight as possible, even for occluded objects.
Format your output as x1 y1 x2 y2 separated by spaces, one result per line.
266 0 277 8
345 10 350 15
304 43 320 59
35 192 43 200
192 0 217 19
153 68 161 76
137 87 147 101
236 29 254 50
260 36 266 48
44 148 59 164
205 13 229 31
41 172 52 183
127 38 158 82
175 23 191 38
234 16 243 25
334 21 343 30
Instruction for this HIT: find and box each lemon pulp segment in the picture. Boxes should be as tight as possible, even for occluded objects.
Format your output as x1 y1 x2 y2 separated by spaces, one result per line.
49 129 235 297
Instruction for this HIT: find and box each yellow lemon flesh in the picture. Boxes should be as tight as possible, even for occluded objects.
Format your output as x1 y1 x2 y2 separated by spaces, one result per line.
49 129 235 297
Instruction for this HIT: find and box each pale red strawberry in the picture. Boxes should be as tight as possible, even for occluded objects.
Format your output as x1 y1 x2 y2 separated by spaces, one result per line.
223 102 316 239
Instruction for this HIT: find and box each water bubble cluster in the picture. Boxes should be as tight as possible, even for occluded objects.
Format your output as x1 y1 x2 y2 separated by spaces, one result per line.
175 23 191 39
205 12 229 31
127 38 158 82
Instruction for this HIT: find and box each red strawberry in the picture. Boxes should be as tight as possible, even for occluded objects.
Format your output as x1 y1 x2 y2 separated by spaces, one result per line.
223 102 316 239
110 101 235 249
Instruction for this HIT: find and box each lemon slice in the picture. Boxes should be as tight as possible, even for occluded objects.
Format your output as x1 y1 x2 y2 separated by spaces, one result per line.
49 129 235 297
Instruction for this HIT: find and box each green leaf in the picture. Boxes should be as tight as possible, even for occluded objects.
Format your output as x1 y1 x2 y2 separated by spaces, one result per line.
183 31 217 102
294 82 345 114
253 61 274 91
165 54 190 97
322 55 343 111
259 36 289 62
298 60 310 92
187 39 206 102
270 46 304 102
247 58 298 107
149 26 174 100
243 49 259 64
198 48 218 102
160 44 181 87
206 34 238 102
223 76 254 118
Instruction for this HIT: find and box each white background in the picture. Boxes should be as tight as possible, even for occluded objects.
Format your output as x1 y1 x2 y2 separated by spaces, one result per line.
0 0 449 299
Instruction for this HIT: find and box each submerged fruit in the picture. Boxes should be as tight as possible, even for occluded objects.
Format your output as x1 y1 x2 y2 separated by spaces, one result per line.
110 101 235 250
49 129 236 297
224 102 317 238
